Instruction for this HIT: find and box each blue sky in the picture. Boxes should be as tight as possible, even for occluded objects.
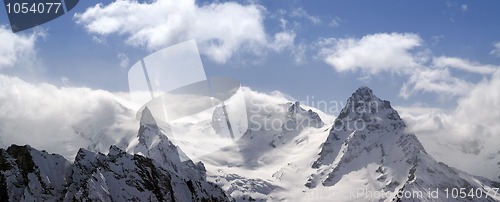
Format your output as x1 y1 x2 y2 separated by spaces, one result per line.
1 0 500 112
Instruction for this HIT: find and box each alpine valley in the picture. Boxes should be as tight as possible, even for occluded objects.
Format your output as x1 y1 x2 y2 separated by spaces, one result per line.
1 87 499 201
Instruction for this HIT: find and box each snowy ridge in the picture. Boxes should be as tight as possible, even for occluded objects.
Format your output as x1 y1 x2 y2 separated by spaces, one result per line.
0 108 231 201
0 144 230 201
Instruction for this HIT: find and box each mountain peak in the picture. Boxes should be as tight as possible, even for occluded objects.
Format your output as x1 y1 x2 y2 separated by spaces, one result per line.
346 86 376 104
284 101 324 129
312 86 408 169
337 86 398 122
140 107 157 126
354 86 374 98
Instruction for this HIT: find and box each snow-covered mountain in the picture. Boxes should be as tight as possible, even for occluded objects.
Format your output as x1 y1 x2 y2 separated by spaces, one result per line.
0 108 230 201
200 87 500 201
1 86 499 201
306 87 500 201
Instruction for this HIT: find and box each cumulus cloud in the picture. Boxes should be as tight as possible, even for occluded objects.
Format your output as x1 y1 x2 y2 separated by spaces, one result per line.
317 32 499 99
74 0 294 63
0 25 43 69
491 42 500 58
317 33 423 74
0 75 138 159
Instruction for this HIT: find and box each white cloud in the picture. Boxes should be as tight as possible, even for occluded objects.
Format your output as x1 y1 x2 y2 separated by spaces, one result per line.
399 56 498 98
432 56 498 74
75 0 294 64
270 31 296 52
317 33 423 74
0 25 43 69
0 75 138 159
399 68 473 98
317 32 499 99
454 69 500 129
398 69 500 180
490 42 500 58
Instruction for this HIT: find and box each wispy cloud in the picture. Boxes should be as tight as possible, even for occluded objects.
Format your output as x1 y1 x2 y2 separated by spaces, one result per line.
490 42 500 58
432 56 498 74
117 53 130 69
289 8 321 24
399 68 473 98
431 35 444 46
328 17 342 28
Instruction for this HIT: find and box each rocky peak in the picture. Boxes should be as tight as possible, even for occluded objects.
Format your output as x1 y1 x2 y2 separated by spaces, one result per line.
287 101 302 113
284 101 324 130
108 145 125 157
128 106 208 181
353 86 374 101
312 87 416 169
140 107 157 126
336 87 403 126
137 107 163 148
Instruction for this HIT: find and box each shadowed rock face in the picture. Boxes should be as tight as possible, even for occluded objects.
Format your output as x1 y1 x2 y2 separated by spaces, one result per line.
0 144 231 202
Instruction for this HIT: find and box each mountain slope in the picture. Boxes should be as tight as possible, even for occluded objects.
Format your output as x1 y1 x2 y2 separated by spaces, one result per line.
308 87 500 201
200 101 329 201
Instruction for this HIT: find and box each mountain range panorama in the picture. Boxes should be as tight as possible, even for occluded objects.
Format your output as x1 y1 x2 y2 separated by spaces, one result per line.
0 87 499 201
